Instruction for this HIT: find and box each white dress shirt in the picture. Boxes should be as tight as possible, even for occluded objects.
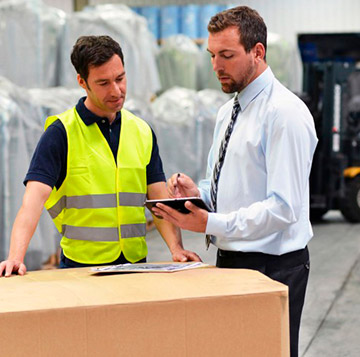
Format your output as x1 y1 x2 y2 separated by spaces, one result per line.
199 67 318 255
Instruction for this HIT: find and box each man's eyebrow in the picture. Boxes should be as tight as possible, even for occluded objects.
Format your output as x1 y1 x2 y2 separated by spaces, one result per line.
117 71 126 77
206 48 234 54
94 71 126 83
94 78 108 83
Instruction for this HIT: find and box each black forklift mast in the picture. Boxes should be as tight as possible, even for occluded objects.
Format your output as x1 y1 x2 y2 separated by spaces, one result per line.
298 33 360 221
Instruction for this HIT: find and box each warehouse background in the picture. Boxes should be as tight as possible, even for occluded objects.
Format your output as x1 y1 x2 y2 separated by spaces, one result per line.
0 0 359 266
1 2 360 356
41 0 360 44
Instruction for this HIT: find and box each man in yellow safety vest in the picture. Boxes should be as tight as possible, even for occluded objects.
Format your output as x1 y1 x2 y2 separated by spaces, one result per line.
0 35 200 276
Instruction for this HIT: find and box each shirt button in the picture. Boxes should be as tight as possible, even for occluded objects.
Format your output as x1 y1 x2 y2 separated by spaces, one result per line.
102 120 105 123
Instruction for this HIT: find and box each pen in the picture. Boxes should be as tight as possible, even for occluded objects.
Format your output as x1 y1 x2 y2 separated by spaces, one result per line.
174 173 180 196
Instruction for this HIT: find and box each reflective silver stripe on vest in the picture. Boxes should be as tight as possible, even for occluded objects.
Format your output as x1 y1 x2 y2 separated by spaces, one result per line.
48 192 146 219
121 223 146 238
61 223 146 241
62 225 119 242
48 196 67 219
119 192 146 207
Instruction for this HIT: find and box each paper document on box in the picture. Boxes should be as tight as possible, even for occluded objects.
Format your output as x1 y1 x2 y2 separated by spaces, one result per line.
91 262 209 274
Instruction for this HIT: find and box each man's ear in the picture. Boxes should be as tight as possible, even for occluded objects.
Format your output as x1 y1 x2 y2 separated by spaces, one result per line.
253 42 266 62
77 74 87 90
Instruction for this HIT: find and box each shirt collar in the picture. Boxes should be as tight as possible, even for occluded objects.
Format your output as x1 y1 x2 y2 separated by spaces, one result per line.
75 97 121 126
236 66 274 111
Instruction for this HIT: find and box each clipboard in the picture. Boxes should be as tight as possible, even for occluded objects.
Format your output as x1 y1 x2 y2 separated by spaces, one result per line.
145 197 212 215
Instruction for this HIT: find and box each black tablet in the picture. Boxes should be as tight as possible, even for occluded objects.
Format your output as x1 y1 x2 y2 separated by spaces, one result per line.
145 197 212 215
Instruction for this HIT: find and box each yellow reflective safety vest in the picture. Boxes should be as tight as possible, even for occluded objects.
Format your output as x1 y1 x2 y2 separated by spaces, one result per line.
44 107 152 264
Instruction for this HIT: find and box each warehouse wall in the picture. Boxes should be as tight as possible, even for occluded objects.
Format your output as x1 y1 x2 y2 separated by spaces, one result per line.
37 0 360 45
249 0 360 45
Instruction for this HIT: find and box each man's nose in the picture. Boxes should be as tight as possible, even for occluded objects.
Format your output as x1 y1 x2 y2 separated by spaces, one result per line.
110 82 121 96
211 56 223 73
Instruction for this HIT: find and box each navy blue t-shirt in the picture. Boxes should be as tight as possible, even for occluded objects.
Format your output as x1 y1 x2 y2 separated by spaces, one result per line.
24 97 166 189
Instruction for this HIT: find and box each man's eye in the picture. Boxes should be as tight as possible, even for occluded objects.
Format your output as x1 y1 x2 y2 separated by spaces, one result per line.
223 54 233 59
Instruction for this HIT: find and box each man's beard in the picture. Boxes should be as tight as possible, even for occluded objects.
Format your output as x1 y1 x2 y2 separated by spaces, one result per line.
220 80 238 94
218 63 255 94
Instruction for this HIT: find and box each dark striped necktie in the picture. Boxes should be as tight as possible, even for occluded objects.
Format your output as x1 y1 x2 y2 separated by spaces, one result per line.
206 95 240 249
210 95 241 211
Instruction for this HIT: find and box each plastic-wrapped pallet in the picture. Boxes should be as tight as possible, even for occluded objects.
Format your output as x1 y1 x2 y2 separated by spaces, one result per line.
0 0 66 88
151 87 229 184
29 87 84 118
124 95 154 129
266 32 302 92
157 35 200 91
59 4 160 103
151 87 200 181
197 89 230 178
197 39 222 91
0 77 58 270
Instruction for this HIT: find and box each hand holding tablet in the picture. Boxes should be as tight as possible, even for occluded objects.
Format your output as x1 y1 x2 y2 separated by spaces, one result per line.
145 197 212 216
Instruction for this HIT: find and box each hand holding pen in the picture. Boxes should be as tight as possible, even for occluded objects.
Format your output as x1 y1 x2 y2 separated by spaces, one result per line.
173 173 181 197
167 173 201 198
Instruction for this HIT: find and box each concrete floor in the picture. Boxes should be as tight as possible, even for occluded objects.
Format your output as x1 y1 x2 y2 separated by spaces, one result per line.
146 210 360 357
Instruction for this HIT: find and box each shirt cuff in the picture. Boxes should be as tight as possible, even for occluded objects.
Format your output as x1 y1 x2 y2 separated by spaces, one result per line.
205 212 228 237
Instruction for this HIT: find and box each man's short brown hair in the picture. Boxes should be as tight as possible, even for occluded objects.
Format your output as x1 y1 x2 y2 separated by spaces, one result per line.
71 35 124 82
208 6 267 55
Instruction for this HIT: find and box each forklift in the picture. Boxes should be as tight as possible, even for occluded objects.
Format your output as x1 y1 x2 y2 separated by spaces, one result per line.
298 33 360 222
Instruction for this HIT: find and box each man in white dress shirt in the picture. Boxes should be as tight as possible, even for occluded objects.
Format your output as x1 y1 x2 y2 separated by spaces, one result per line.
152 6 318 357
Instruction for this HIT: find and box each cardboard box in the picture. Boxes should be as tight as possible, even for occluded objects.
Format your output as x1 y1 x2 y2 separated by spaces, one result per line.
0 267 289 356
